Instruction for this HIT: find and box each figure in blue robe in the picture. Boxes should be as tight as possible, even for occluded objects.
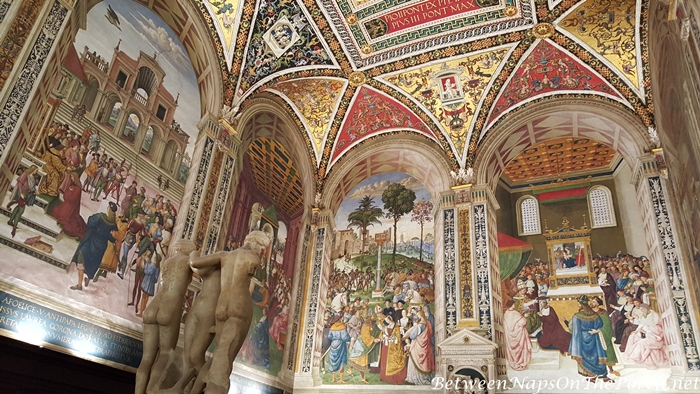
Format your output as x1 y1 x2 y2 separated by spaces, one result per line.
251 310 270 369
71 208 117 281
326 321 351 383
569 296 608 378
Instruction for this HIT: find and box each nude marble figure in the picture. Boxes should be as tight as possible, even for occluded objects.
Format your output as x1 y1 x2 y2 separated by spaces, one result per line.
189 230 271 394
135 240 195 394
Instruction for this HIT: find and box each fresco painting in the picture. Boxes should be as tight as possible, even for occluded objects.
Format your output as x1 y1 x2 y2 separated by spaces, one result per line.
502 246 669 381
232 205 293 376
1 0 200 330
323 172 436 385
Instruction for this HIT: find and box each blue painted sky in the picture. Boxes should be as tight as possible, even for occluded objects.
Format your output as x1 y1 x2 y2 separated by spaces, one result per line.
335 173 433 241
75 0 200 157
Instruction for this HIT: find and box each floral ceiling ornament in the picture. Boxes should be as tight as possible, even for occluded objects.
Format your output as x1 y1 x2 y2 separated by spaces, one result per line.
346 14 358 25
532 23 555 39
348 71 366 87
450 167 474 186
503 6 518 17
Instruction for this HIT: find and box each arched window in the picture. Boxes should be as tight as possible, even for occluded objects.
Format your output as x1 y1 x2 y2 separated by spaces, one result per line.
517 196 541 236
588 186 616 228
142 126 154 153
122 113 140 144
107 101 122 126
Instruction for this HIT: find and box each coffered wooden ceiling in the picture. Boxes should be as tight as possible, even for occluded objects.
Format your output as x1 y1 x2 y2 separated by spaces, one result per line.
247 138 304 216
503 137 617 183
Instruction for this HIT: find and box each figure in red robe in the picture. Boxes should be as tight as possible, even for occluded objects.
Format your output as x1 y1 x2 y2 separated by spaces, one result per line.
49 172 87 239
537 299 571 354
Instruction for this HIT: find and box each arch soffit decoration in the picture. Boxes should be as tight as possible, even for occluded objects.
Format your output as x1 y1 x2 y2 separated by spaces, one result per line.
235 98 318 207
473 98 653 191
85 0 223 118
322 136 453 217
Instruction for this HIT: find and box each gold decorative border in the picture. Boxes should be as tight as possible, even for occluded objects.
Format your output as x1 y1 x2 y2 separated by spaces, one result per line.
458 207 474 320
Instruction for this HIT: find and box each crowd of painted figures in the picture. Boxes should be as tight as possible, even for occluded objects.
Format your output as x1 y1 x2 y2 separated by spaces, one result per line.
509 259 551 300
7 122 179 317
504 254 667 382
322 264 436 385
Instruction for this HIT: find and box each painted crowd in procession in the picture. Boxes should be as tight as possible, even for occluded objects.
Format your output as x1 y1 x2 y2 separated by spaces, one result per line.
323 173 437 385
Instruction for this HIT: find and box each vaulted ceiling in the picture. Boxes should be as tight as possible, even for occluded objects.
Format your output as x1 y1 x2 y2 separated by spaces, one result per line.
247 138 305 216
197 0 653 183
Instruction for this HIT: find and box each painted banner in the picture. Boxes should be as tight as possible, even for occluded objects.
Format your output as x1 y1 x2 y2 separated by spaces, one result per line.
372 0 482 35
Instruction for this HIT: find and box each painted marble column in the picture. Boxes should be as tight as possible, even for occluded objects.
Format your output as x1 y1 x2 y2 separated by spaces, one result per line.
294 208 334 387
633 153 700 383
0 0 73 198
171 113 240 256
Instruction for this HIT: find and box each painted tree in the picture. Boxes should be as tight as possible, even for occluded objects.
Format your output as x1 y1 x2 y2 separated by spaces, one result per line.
382 183 416 264
411 199 434 262
347 195 383 269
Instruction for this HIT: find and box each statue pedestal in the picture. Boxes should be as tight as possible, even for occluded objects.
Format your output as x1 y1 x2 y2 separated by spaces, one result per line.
372 289 384 298
528 338 561 370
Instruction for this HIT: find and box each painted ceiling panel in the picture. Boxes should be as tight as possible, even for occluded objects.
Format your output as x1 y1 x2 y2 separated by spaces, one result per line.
557 0 643 97
188 0 653 182
329 86 437 170
266 78 348 163
485 40 626 130
202 0 243 68
319 0 533 68
247 138 305 216
382 44 514 161
503 137 617 183
235 0 338 100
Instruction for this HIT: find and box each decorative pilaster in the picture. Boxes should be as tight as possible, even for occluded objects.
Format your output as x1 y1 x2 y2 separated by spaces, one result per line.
453 184 477 327
279 216 312 384
470 185 506 378
201 121 240 255
174 120 214 246
296 208 334 387
0 0 70 198
173 113 238 255
633 153 700 381
189 117 239 253
441 191 458 336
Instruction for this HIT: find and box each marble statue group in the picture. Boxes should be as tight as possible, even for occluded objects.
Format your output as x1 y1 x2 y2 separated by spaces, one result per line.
134 230 272 394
